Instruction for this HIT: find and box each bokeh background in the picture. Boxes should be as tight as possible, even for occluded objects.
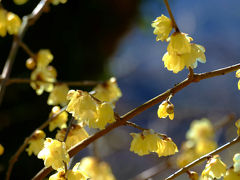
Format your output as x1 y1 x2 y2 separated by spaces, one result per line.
1 0 240 179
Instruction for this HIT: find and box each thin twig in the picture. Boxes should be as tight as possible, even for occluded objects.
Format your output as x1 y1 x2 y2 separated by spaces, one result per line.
164 0 180 32
165 136 240 180
0 0 49 106
6 106 66 180
16 38 36 60
32 63 240 180
124 121 148 131
63 116 74 142
1 77 99 87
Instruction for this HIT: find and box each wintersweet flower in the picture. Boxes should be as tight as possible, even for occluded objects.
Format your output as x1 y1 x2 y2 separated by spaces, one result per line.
156 137 178 157
0 8 7 37
66 90 97 123
79 156 116 180
66 162 89 180
202 155 227 179
49 106 68 131
26 130 45 156
0 144 4 155
30 66 57 95
36 49 54 68
186 118 214 141
162 43 206 73
195 139 217 156
177 148 199 168
89 102 115 129
56 124 89 149
25 58 36 70
38 138 69 170
47 84 69 106
151 14 172 41
233 153 240 172
49 169 66 180
92 77 122 105
6 12 21 35
13 0 28 5
157 100 174 120
167 32 192 55
130 129 160 156
224 168 240 180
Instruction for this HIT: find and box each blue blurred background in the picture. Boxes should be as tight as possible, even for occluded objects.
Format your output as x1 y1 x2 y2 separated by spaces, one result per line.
1 0 240 179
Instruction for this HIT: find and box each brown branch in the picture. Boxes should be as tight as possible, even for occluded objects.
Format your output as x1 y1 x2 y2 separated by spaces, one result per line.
164 0 180 32
165 136 240 180
16 38 36 60
124 121 148 131
0 77 99 87
6 106 66 180
32 63 240 180
0 0 50 106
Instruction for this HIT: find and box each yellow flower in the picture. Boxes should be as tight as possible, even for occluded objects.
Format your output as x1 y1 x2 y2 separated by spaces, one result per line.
224 168 240 180
235 119 240 136
66 162 89 180
30 66 57 95
162 43 206 73
49 169 66 180
26 130 45 156
6 12 21 35
92 77 122 105
25 58 36 70
38 138 70 170
151 14 172 41
186 118 214 141
66 90 97 124
51 0 67 5
49 106 68 131
157 100 174 120
156 137 178 157
89 102 115 129
48 84 69 106
233 153 240 173
0 144 4 155
130 129 159 156
13 0 28 5
167 32 192 55
36 49 54 68
177 148 199 168
195 139 217 156
202 155 227 179
0 8 7 37
56 124 89 150
79 156 116 180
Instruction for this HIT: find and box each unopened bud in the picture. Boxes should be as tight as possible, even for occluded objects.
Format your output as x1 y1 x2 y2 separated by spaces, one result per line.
166 103 174 114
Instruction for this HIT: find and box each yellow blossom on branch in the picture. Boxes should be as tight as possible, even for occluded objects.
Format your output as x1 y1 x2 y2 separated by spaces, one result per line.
157 100 174 120
202 155 227 179
49 106 68 131
26 130 45 156
156 137 178 157
66 162 89 180
6 12 21 35
224 168 240 180
38 138 69 170
151 14 173 41
36 49 54 68
56 124 89 150
92 77 122 105
47 84 69 106
49 169 66 180
78 156 116 180
195 139 217 156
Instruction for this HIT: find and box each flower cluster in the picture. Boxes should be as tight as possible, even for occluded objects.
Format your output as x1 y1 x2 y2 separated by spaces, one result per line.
66 90 115 129
29 49 57 95
157 100 174 120
78 156 116 180
26 130 46 156
130 129 178 157
177 118 217 167
38 138 69 170
152 15 206 73
47 84 69 106
56 124 89 149
0 8 21 37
